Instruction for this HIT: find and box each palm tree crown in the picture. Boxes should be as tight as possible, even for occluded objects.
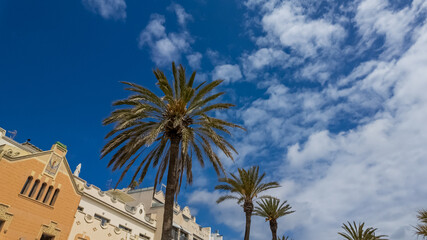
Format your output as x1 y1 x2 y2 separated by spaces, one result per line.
415 210 427 238
254 197 294 240
102 62 242 191
215 166 280 205
339 222 388 240
215 166 280 240
102 62 243 239
254 197 294 221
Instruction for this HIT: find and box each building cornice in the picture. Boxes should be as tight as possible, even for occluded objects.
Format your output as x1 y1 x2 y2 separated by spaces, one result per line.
75 178 157 231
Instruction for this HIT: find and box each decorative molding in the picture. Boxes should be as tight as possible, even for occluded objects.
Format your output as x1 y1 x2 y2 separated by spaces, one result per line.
76 179 155 228
74 233 90 240
84 214 93 223
37 221 61 239
0 204 13 233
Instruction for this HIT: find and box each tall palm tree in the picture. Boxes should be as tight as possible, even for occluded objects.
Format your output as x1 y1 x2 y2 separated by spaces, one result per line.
102 62 243 240
338 222 388 240
254 197 295 240
415 209 427 238
215 166 280 240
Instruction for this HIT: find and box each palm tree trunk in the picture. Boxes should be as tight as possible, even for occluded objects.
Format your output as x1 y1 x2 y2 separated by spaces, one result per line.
269 219 277 240
243 201 254 240
161 137 180 240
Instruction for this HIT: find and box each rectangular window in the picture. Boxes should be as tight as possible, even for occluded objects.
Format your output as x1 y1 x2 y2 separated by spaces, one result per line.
172 227 178 240
40 233 55 240
94 214 110 226
119 224 132 233
77 206 84 212
139 234 150 240
0 220 5 232
180 232 188 240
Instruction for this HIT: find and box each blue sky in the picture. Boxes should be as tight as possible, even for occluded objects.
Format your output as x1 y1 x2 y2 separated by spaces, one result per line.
1 0 427 239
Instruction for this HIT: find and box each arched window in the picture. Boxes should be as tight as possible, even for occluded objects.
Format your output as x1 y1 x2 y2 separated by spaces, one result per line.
36 183 47 201
28 179 40 198
49 189 60 206
43 186 53 203
20 176 33 195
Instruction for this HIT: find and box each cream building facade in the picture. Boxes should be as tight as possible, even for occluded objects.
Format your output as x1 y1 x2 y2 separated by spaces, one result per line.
68 171 157 240
127 188 211 240
210 231 223 240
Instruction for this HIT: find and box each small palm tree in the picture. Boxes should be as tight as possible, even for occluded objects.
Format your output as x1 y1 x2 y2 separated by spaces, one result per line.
215 166 280 240
339 222 388 240
103 62 243 239
254 197 295 240
415 210 427 238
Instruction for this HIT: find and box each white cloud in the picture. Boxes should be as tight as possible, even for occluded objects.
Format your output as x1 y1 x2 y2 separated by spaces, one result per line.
246 48 289 69
241 48 290 80
299 61 332 84
354 0 426 58
287 130 337 167
82 0 126 20
188 190 246 230
186 52 203 69
168 3 193 27
236 11 427 239
259 1 346 57
138 14 193 66
199 2 427 239
212 64 242 84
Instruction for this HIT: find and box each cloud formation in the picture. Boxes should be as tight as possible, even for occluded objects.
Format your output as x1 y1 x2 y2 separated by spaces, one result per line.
82 0 126 20
259 2 346 57
168 3 193 27
188 1 427 239
138 14 193 66
212 64 243 84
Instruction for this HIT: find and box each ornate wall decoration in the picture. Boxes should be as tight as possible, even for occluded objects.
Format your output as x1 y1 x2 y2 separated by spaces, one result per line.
4 148 20 157
37 221 61 239
84 214 93 223
44 153 63 177
0 204 13 233
74 233 90 240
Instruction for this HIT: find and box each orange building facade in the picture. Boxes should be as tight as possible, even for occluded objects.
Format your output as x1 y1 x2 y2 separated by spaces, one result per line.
0 128 81 240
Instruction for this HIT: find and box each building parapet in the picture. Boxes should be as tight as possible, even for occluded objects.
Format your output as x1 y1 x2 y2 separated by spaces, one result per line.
74 177 156 227
71 210 151 240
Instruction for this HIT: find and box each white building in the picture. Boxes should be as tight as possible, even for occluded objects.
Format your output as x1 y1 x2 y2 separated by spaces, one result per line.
68 167 157 240
210 230 223 240
127 188 212 240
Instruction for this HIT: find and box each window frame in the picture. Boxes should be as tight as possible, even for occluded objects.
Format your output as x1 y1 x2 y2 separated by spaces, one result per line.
20 176 33 195
94 214 110 226
49 189 60 206
40 233 55 240
139 234 150 240
28 179 40 198
43 186 53 203
119 224 132 233
0 219 5 232
36 183 47 201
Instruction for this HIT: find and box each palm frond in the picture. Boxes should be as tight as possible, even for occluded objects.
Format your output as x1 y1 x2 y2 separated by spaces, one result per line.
254 197 295 221
216 166 280 206
103 62 243 196
339 222 388 240
415 210 427 238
